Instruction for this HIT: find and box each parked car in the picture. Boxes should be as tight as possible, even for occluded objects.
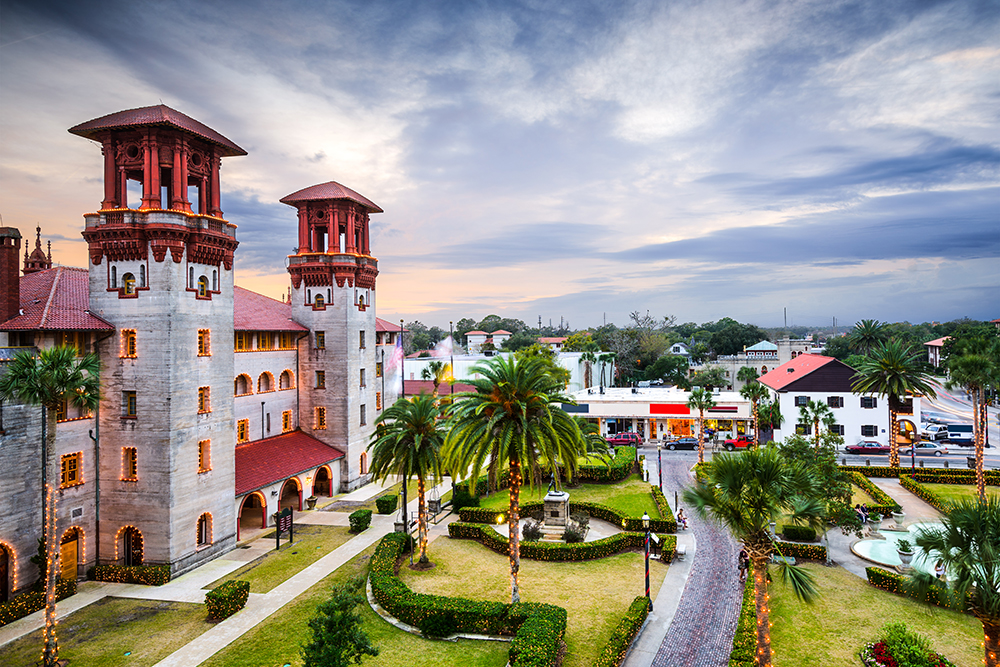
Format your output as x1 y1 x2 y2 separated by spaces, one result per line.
845 440 891 455
900 442 949 457
945 424 974 446
664 437 699 451
606 432 642 447
721 435 752 451
920 424 949 441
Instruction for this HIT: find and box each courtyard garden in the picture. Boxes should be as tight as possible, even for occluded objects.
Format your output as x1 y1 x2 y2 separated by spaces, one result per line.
474 473 663 520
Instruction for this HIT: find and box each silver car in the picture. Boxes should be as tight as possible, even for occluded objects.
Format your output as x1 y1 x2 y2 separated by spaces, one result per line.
901 441 949 457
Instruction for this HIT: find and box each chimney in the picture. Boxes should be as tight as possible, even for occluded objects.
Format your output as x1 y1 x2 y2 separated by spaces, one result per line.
0 227 22 325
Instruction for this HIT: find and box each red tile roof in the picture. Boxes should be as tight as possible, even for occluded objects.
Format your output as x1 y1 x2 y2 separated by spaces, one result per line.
403 379 477 395
924 336 951 347
1 267 114 331
235 430 345 496
376 317 407 333
538 337 567 344
233 286 308 332
759 355 837 391
279 181 383 213
465 330 488 336
492 330 512 335
68 105 247 156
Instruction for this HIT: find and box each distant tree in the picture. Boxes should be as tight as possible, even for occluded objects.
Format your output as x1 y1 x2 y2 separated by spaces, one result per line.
945 336 1000 502
848 319 887 357
562 331 593 352
500 330 537 352
580 342 599 388
301 577 379 667
757 399 783 440
598 351 617 389
455 318 477 344
514 344 571 386
736 366 759 384
797 399 836 450
709 320 767 356
740 381 771 447
687 387 717 464
419 360 450 397
404 320 431 354
690 366 728 391
644 354 688 386
605 329 640 383
821 336 852 360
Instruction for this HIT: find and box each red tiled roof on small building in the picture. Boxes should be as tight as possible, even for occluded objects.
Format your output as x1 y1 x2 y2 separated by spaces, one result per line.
376 318 408 333
235 430 345 496
492 330 512 335
538 337 567 344
233 286 308 332
924 336 951 347
465 330 488 336
0 267 114 331
69 105 247 156
279 181 383 213
759 355 838 392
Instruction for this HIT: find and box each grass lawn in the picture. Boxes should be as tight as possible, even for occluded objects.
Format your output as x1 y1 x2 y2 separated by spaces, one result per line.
205 525 352 593
476 474 661 519
851 484 877 506
400 536 665 667
0 597 208 667
769 563 981 667
919 482 1000 506
201 544 508 667
328 479 422 513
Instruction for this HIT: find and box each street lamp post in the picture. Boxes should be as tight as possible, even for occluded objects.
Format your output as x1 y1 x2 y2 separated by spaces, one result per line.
657 444 663 494
642 511 651 610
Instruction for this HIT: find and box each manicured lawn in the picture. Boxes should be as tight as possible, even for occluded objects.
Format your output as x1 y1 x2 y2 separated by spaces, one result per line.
850 484 877 506
401 536 665 667
0 597 208 667
476 474 661 519
205 525 352 593
327 479 421 513
201 544 508 667
920 482 1000 506
769 563 981 667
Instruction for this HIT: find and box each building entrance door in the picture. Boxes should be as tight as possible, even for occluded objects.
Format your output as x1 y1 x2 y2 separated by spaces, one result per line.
60 536 78 581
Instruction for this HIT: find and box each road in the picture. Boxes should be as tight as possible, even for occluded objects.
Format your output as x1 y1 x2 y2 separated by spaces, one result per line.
922 377 999 449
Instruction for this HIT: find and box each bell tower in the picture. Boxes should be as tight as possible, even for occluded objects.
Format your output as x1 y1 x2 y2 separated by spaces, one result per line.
281 182 381 491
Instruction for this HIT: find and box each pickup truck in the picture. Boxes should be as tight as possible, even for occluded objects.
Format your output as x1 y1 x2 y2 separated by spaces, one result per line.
723 435 753 451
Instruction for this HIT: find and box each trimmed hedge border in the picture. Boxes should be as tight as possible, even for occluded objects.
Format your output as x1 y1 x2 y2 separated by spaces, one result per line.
578 446 636 483
865 566 971 613
448 522 677 562
205 580 250 620
349 508 373 533
370 533 566 667
898 474 952 511
593 596 650 667
729 565 756 667
0 578 77 628
774 541 827 561
780 525 817 542
650 485 671 524
839 465 1000 483
849 471 902 516
92 564 170 586
459 500 677 534
375 494 398 515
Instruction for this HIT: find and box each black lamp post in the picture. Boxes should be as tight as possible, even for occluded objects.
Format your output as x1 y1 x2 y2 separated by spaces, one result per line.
657 444 663 494
642 511 651 610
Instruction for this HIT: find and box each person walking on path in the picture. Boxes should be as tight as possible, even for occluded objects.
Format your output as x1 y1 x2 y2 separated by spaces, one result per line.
738 549 749 582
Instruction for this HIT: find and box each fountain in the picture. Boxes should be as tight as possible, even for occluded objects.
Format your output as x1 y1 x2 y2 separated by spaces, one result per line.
851 522 944 576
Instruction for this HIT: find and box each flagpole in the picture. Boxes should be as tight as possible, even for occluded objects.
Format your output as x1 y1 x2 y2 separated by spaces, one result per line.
400 319 405 398
450 320 454 397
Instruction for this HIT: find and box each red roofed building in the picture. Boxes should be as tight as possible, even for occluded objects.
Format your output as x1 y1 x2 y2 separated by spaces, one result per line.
923 336 951 368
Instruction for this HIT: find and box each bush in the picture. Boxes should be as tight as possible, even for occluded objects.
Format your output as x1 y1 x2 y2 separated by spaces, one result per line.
418 611 457 638
729 565 756 667
563 525 585 543
522 519 542 542
577 446 636 483
348 508 373 533
593 596 650 667
0 578 76 628
864 566 968 611
205 580 250 620
775 541 827 561
452 483 480 509
459 499 677 534
781 525 817 542
375 494 398 514
861 622 959 667
848 471 902 515
92 564 170 586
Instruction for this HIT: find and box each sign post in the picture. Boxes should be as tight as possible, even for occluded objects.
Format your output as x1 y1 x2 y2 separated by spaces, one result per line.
274 507 294 551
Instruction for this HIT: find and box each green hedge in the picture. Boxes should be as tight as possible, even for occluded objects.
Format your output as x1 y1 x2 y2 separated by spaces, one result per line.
729 565 756 667
448 522 676 563
349 508 373 532
865 566 971 612
849 471 902 516
650 485 671 525
780 525 817 542
898 475 949 512
459 500 676 534
577 446 636 483
205 580 250 620
92 564 170 586
840 465 1000 483
774 541 827 561
0 578 77 628
593 596 650 667
369 533 566 667
375 494 398 514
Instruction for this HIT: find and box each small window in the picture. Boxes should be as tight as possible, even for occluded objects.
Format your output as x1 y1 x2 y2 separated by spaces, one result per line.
376 391 382 410
121 272 136 295
829 424 845 436
278 332 294 350
237 419 249 443
795 423 812 435
266 412 271 433
55 399 68 422
258 332 274 350
198 386 211 413
316 371 326 389
359 331 366 349
827 396 844 408
123 391 137 418
258 372 273 393
315 331 325 349
861 397 877 409
111 266 117 288
196 513 212 547
122 447 138 481
235 331 251 351
315 407 327 430
861 425 877 437
279 370 293 390
360 404 366 426
198 329 211 356
375 362 383 378
189 266 194 288
197 275 209 297
60 452 82 488
360 368 366 388
315 294 325 308
198 440 211 473
282 410 292 432
121 329 137 358
794 396 808 407
139 265 146 288
234 374 252 396
212 269 218 291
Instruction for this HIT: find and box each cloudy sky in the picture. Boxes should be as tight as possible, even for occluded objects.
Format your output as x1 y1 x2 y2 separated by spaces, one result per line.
1 0 997 329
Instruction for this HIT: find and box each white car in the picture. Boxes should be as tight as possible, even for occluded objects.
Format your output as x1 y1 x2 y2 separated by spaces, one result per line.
920 424 949 440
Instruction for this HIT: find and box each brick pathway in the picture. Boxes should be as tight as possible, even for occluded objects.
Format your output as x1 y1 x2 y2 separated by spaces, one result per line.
651 461 742 667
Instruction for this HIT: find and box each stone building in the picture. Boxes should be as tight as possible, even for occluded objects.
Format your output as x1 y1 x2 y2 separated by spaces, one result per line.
0 105 386 598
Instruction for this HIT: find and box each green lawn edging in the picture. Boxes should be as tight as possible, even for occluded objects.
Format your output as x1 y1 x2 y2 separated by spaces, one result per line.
865 566 971 613
0 578 77 627
458 499 677 534
91 564 170 586
729 566 756 667
774 541 827 561
839 465 999 482
848 471 902 515
206 580 250 620
577 446 636 483
593 596 650 667
448 522 676 562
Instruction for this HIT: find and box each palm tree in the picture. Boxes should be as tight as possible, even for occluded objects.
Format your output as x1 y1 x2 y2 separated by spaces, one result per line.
580 342 599 389
740 382 771 448
0 346 100 667
945 337 1000 502
851 340 936 467
907 497 1000 667
598 351 617 390
737 365 760 385
419 360 449 397
443 355 585 603
687 387 717 464
797 399 836 450
682 448 819 667
368 394 444 564
574 416 612 466
848 319 887 356
757 399 783 444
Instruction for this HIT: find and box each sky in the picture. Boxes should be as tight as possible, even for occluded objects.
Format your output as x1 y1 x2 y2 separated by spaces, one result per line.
1 0 998 330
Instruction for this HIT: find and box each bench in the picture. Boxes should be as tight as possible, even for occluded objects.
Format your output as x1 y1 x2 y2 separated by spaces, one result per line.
771 554 796 565
674 544 687 561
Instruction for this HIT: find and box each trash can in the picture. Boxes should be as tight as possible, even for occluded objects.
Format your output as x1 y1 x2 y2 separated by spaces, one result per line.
968 456 976 469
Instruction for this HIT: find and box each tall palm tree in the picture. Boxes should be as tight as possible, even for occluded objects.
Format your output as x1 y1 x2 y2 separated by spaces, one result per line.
945 337 1000 502
443 355 585 603
740 382 771 448
419 360 449 397
580 342 599 389
737 365 760 385
851 340 936 467
574 416 612 466
0 346 100 667
848 319 887 356
687 387 716 464
683 448 820 667
368 394 444 564
757 399 783 444
907 497 1000 667
797 399 836 450
598 351 617 390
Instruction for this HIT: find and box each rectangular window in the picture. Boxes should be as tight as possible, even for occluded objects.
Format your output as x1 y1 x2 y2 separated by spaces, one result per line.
60 452 82 488
121 329 137 358
861 425 877 437
794 395 808 407
122 391 137 418
795 423 812 435
360 404 366 426
359 331 366 349
282 410 292 432
198 329 211 356
827 396 844 408
278 332 295 350
315 407 327 430
316 371 326 388
55 399 68 422
266 412 271 433
829 424 845 436
235 331 251 351
258 332 274 350
315 331 325 349
198 386 211 413
237 419 249 443
360 368 366 387
122 447 137 481
376 391 382 410
375 362 383 378
198 440 211 473
861 396 877 409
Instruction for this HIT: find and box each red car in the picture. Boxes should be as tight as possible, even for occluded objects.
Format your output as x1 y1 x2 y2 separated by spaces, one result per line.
845 440 891 455
606 432 642 446
723 435 753 451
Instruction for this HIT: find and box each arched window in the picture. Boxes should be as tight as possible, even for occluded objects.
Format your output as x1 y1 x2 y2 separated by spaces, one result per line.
360 452 368 475
0 542 13 602
234 374 252 396
279 370 294 390
139 265 146 288
761 366 768 374
111 266 117 288
314 294 324 308
212 269 218 291
196 513 212 547
117 526 143 567
258 372 273 393
197 276 209 297
122 273 136 295
189 267 194 288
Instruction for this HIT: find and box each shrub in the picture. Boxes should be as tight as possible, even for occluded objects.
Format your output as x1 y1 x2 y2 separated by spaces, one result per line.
205 580 250 620
0 578 76 628
452 483 481 509
92 564 170 586
577 446 636 483
729 565 756 666
774 541 827 561
780 525 817 542
522 519 542 542
563 525 585 543
348 508 373 533
418 611 457 638
302 577 378 667
375 494 398 514
448 522 677 562
593 596 650 667
849 471 902 515
864 566 969 611
861 622 959 667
